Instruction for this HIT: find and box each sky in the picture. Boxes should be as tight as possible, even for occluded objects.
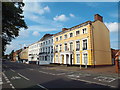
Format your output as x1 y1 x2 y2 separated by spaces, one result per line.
5 1 119 54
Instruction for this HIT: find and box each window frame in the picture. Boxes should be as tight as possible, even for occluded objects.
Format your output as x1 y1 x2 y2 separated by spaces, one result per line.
76 30 80 36
76 54 80 64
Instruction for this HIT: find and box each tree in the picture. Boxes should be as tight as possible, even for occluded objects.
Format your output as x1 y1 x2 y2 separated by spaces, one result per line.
2 2 28 55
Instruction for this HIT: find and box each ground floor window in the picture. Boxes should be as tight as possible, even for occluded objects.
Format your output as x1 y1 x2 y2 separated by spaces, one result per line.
56 55 58 63
45 56 47 61
83 53 88 64
51 55 53 62
76 54 80 63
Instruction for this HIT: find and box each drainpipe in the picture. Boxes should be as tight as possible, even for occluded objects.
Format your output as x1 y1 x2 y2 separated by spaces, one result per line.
90 22 96 68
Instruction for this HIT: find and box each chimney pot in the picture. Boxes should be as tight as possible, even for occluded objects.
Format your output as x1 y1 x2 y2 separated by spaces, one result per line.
94 14 103 22
62 28 68 31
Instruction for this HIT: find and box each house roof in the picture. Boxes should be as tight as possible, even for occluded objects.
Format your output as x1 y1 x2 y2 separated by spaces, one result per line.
53 21 92 36
39 34 53 41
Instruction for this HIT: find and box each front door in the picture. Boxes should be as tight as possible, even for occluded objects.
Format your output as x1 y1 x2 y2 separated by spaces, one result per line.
70 54 72 65
62 55 64 64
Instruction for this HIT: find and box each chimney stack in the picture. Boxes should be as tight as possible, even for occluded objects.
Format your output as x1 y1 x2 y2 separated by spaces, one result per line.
94 14 103 22
62 28 68 31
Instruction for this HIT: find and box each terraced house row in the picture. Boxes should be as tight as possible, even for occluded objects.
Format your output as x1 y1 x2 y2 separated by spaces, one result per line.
20 14 112 66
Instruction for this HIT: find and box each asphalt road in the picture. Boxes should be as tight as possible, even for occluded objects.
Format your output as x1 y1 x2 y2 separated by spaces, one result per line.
2 61 119 89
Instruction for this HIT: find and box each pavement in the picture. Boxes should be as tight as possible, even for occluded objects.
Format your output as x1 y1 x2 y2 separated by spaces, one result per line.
2 61 120 89
43 64 119 77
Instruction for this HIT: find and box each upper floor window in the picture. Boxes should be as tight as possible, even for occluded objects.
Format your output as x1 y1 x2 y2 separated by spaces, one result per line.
70 33 73 37
52 39 53 43
76 30 80 35
56 45 58 52
64 34 67 39
43 42 45 45
64 43 68 51
82 28 87 34
56 37 58 41
83 39 87 50
49 40 50 44
76 41 80 51
43 47 45 52
60 44 62 52
70 42 73 51
60 36 62 40
48 47 50 53
41 43 42 46
46 47 47 52
46 41 48 45
51 46 53 53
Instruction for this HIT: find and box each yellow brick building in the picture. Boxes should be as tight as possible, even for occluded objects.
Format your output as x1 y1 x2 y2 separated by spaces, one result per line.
53 14 112 66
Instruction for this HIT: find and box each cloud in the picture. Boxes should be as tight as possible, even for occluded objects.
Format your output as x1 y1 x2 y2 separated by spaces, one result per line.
19 29 29 37
23 2 50 15
44 6 50 12
105 22 118 32
69 13 75 17
28 25 60 32
32 31 40 37
53 14 69 22
85 2 100 7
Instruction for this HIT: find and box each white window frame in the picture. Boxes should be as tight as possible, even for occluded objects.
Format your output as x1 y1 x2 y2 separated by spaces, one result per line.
60 44 62 52
82 28 87 34
56 37 58 41
76 30 80 36
82 51 88 65
64 43 67 51
76 54 80 64
70 42 73 51
70 33 73 38
82 38 88 50
60 36 62 40
76 40 80 51
64 34 67 39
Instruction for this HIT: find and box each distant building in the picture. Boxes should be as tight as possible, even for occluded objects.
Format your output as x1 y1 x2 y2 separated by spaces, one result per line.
115 50 120 61
12 49 22 62
111 48 119 65
28 41 40 64
53 14 112 66
19 47 28 63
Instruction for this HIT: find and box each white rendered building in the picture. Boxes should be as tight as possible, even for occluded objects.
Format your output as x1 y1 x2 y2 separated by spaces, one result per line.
39 34 54 65
28 41 40 64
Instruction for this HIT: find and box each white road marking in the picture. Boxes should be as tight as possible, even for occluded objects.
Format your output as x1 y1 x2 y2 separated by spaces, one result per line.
37 84 48 90
0 77 3 85
10 83 16 89
39 71 66 76
3 73 16 89
10 69 15 72
28 68 34 71
56 73 66 75
94 76 116 83
11 76 21 80
69 77 116 88
17 73 30 81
